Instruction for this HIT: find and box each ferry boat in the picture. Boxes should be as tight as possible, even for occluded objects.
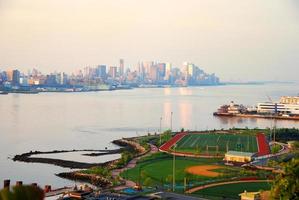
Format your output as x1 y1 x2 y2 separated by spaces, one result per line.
214 96 299 120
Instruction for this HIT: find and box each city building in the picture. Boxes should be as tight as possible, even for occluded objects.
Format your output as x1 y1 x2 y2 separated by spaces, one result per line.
12 70 20 85
119 59 124 76
0 60 221 91
96 65 107 79
257 102 299 115
280 96 299 104
149 65 158 83
109 66 117 79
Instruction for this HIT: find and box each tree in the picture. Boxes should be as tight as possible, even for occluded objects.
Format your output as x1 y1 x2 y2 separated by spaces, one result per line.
271 158 299 199
271 144 281 154
143 177 153 187
165 175 173 184
0 185 44 200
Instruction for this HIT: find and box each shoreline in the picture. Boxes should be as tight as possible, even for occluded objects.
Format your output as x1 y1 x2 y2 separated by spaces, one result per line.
0 84 229 95
12 138 149 189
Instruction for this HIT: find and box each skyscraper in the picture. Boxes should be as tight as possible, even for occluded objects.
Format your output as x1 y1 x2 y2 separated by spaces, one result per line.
6 70 13 82
149 65 158 83
109 66 117 79
12 70 20 85
157 63 166 81
97 65 107 79
119 59 124 76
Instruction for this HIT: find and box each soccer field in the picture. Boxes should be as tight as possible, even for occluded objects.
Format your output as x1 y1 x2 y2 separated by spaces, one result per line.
174 133 258 154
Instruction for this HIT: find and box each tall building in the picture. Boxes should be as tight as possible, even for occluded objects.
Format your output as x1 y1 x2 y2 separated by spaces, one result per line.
45 74 57 86
187 63 195 77
119 59 124 76
6 70 13 82
12 70 20 85
58 72 67 85
109 66 117 79
149 65 158 82
157 63 166 81
143 61 154 75
96 65 107 79
165 63 172 81
138 62 145 81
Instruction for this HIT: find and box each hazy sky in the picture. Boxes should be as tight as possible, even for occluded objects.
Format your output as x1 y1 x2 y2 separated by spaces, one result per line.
0 0 299 81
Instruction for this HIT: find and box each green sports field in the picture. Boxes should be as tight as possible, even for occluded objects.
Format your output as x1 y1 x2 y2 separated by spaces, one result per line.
120 152 240 190
174 133 258 154
193 182 272 200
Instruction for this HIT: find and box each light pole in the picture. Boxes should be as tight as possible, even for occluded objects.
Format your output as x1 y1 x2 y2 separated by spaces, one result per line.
159 117 162 145
170 111 173 131
173 143 177 192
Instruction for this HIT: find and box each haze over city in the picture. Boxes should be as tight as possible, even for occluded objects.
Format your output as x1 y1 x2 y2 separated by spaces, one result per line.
1 0 299 81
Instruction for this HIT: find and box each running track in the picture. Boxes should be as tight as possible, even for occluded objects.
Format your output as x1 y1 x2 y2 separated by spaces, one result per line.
256 133 271 156
160 132 271 157
159 132 187 152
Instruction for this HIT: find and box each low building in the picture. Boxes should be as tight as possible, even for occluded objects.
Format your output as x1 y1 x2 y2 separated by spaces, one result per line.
224 151 255 163
239 191 261 200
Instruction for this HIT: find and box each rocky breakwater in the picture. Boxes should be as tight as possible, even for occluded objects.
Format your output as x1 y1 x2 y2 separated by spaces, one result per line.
57 172 112 188
12 149 122 169
12 138 148 188
112 138 147 156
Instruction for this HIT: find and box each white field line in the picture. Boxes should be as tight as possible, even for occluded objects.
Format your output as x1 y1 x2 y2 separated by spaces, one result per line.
216 135 221 144
179 134 194 148
247 135 250 152
190 135 201 148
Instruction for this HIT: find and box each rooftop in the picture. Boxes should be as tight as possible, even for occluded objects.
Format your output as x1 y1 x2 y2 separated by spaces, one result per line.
225 151 255 157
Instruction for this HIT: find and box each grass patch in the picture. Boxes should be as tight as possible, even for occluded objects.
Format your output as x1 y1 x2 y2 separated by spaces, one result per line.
120 152 242 189
174 133 258 155
193 182 272 200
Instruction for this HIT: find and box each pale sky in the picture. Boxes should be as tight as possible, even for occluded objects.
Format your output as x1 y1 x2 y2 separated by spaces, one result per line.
0 0 299 81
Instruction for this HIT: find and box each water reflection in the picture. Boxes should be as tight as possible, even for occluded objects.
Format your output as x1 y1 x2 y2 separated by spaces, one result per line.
163 101 172 129
179 101 192 128
215 116 254 126
163 88 171 96
178 87 193 96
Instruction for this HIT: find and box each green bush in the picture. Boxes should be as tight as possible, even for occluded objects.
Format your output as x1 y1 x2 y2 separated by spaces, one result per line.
0 185 44 200
271 158 299 199
81 166 111 177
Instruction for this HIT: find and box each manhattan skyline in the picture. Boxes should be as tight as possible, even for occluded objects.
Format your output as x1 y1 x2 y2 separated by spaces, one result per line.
0 0 299 82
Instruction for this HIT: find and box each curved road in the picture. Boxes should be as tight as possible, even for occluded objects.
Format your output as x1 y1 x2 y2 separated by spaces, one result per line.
112 144 158 191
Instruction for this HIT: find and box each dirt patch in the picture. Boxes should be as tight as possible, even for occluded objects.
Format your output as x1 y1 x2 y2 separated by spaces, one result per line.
186 165 223 177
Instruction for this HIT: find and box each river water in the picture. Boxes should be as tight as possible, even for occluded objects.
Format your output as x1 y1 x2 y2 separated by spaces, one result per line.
0 83 298 188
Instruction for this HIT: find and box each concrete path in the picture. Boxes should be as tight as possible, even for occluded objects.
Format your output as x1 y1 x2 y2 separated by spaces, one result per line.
112 144 158 191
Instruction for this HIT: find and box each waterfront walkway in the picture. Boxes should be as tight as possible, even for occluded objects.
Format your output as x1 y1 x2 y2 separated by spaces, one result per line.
112 143 158 191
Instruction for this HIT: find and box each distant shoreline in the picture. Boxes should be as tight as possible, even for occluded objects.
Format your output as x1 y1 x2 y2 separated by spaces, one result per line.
1 82 295 95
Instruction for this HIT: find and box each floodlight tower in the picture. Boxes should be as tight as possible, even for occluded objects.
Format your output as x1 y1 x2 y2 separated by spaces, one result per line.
159 116 163 145
170 111 173 131
172 143 177 192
